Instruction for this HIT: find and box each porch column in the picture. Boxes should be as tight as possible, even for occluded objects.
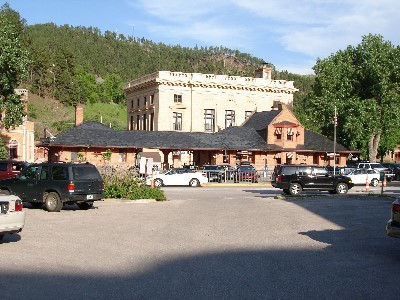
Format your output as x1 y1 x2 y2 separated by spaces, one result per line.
160 149 171 170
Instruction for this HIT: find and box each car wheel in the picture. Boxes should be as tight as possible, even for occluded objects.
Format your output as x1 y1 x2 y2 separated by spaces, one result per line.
77 202 93 210
370 178 379 187
336 182 348 194
154 178 163 187
0 234 4 241
189 178 200 187
31 202 43 208
288 183 302 195
45 192 63 212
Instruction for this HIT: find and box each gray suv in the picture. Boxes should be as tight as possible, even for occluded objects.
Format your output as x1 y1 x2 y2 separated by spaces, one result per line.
0 162 104 212
271 164 354 195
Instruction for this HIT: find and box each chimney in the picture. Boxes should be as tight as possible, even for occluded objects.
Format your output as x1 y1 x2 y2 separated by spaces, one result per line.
255 64 272 79
75 104 83 126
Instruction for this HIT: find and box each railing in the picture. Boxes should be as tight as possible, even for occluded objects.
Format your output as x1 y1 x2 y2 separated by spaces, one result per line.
202 170 271 183
173 123 182 131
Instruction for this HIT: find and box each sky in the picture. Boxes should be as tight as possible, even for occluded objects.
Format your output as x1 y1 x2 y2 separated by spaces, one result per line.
3 0 400 75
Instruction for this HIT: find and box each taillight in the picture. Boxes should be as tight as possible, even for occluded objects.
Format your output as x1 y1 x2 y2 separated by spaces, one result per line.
101 182 105 190
202 173 207 178
68 182 75 192
393 203 400 212
15 199 23 211
277 175 282 183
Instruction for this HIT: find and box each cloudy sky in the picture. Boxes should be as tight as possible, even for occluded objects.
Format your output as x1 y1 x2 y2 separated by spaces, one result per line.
4 0 400 74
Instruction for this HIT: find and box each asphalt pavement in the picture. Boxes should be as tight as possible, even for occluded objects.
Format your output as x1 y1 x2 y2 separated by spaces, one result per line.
1 185 400 299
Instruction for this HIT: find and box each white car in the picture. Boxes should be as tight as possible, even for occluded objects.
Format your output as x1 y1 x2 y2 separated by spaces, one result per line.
146 168 208 187
0 195 26 242
344 168 380 187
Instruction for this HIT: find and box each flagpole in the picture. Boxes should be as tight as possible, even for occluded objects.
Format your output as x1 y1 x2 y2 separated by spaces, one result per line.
333 106 337 176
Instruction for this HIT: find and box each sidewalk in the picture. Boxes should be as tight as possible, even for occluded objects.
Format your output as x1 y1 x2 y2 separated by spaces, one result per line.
202 181 271 187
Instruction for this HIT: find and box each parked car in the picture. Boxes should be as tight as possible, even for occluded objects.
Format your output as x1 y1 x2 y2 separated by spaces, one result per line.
381 163 400 181
271 164 354 195
354 161 395 181
233 165 258 183
202 165 225 182
0 194 25 242
146 168 208 187
0 162 104 212
386 197 400 238
0 160 29 179
343 168 380 186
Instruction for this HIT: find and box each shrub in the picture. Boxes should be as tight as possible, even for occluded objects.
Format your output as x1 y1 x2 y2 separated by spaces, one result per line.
100 167 166 201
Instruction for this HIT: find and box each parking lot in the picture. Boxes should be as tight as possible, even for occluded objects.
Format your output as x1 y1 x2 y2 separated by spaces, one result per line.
1 186 400 299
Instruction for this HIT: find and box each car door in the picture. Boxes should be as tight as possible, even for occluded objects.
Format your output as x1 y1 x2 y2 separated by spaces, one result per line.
311 167 333 189
296 166 313 188
350 169 364 184
9 165 39 201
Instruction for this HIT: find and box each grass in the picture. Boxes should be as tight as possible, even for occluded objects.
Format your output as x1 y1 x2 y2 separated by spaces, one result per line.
27 94 127 139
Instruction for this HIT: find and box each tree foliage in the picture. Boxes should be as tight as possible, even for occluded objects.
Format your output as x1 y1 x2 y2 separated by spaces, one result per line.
297 34 400 161
0 137 8 159
21 22 269 106
0 3 30 129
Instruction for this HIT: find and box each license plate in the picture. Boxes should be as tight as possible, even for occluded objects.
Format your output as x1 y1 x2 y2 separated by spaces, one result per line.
86 194 94 200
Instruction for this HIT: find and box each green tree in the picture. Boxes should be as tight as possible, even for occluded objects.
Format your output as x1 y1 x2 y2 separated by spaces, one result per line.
72 67 100 104
100 73 125 104
301 34 400 161
0 3 30 129
0 137 8 159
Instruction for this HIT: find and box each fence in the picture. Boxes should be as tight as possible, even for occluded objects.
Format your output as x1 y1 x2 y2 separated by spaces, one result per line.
204 169 272 183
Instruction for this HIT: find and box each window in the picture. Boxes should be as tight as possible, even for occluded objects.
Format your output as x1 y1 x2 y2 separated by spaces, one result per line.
21 165 38 180
40 166 49 180
314 167 328 176
287 128 294 141
130 116 134 130
150 112 154 131
137 98 140 107
144 96 147 106
174 94 182 103
136 115 140 130
225 110 235 128
204 109 215 132
0 163 7 171
245 111 252 119
9 145 17 159
275 128 282 140
131 100 134 109
52 166 68 181
150 94 154 105
119 149 126 163
173 112 182 130
143 114 147 131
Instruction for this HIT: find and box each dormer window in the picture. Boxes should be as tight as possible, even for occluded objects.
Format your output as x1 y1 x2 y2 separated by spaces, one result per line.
275 128 282 140
287 128 294 141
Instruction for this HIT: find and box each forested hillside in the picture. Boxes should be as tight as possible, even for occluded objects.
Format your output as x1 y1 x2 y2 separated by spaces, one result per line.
18 22 314 137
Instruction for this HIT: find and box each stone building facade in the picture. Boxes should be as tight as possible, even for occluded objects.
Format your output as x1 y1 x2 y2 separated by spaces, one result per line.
0 89 35 162
125 66 298 133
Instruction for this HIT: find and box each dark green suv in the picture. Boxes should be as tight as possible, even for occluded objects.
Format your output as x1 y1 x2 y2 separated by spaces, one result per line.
0 162 104 212
271 164 354 195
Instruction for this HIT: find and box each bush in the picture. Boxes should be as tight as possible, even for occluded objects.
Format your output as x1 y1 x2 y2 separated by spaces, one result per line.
100 167 166 201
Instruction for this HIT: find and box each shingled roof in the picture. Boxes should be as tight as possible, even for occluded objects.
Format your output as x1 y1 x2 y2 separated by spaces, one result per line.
43 115 357 153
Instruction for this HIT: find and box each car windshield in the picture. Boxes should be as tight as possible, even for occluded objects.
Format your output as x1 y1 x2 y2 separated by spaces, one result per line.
239 166 254 171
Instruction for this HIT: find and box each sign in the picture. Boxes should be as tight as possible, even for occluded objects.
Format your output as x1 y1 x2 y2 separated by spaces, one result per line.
327 153 339 157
